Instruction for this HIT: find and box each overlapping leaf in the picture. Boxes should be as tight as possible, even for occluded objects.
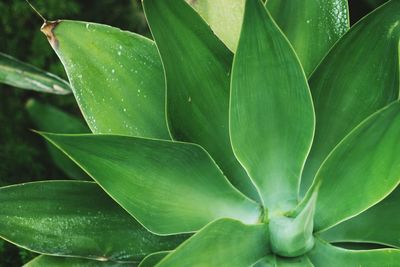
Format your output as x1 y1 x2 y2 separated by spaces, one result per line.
138 252 169 267
188 0 245 51
0 52 71 94
0 181 185 262
41 133 261 235
308 239 400 266
253 255 314 267
24 255 131 267
42 20 170 139
305 102 400 232
157 219 269 267
187 0 349 76
143 0 259 201
26 99 90 180
266 0 349 76
320 186 400 248
301 0 400 194
230 0 314 211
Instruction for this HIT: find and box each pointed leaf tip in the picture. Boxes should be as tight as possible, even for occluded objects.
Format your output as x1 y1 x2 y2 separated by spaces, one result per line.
41 20 60 48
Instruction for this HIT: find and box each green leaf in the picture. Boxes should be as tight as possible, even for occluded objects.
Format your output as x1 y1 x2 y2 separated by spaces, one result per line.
306 102 400 232
301 0 400 194
157 219 269 267
42 20 170 139
187 0 349 75
40 133 262 235
230 0 314 211
26 99 90 180
253 255 314 267
0 181 185 262
266 0 349 76
308 239 400 267
138 252 169 267
320 186 400 248
187 0 245 51
142 0 259 201
0 52 71 94
24 255 132 267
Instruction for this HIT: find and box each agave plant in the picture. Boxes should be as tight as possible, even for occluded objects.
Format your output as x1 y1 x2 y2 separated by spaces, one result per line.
1 0 400 266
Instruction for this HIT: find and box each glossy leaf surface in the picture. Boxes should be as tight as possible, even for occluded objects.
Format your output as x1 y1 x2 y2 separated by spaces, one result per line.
188 0 245 51
24 255 132 267
41 133 261 235
0 181 185 262
158 219 269 267
0 52 71 94
253 255 314 267
26 99 90 180
138 252 168 267
320 186 400 248
266 0 349 76
308 239 400 267
308 102 400 232
43 20 170 139
301 0 400 194
143 0 259 200
230 0 314 210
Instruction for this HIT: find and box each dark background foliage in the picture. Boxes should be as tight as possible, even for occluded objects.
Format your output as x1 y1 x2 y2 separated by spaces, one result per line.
0 0 388 265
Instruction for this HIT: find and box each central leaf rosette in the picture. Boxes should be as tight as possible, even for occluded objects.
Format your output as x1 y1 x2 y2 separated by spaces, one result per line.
267 193 318 257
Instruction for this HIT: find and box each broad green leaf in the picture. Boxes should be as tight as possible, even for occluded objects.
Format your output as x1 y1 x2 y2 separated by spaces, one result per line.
26 99 90 180
306 102 400 232
138 252 169 267
187 0 245 51
320 186 400 248
308 239 400 267
0 52 71 94
40 133 261 235
266 0 349 76
143 0 259 201
24 255 131 267
0 181 185 262
301 0 400 194
230 0 314 211
42 20 170 139
253 255 314 267
157 219 269 267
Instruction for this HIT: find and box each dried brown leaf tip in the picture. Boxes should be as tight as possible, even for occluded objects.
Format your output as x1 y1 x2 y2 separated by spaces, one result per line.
41 20 61 49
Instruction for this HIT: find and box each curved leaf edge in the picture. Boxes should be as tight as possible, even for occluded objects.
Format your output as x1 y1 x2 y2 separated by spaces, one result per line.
0 180 139 264
307 0 396 80
138 251 170 267
229 0 316 209
155 218 269 266
299 101 400 233
23 254 139 266
46 19 172 140
327 240 400 250
36 131 262 236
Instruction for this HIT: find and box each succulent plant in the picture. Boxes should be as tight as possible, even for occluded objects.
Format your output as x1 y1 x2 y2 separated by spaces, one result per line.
0 0 400 266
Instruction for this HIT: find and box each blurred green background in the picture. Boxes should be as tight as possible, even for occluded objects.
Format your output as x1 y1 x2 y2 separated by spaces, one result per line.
0 0 389 266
